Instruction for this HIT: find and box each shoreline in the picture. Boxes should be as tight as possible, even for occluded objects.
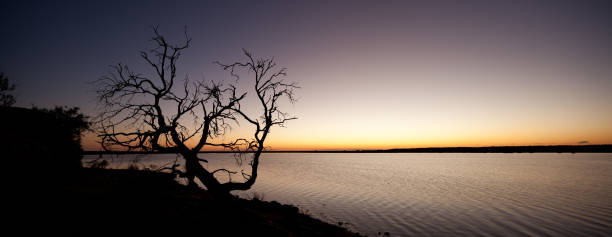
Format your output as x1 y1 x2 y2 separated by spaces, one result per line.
31 168 363 236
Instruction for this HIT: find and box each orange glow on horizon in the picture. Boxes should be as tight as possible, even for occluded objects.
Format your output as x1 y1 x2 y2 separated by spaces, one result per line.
81 131 612 151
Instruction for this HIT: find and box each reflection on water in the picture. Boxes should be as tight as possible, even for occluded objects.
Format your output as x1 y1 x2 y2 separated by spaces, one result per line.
84 153 612 236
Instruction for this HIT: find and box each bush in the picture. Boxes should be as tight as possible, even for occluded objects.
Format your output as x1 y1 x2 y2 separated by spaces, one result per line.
0 106 89 174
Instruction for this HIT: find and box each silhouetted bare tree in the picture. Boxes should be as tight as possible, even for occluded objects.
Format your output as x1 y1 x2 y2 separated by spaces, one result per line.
95 27 297 196
0 73 16 107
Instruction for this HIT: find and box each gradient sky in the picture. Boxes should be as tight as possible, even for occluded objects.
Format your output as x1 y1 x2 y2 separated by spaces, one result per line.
2 0 612 150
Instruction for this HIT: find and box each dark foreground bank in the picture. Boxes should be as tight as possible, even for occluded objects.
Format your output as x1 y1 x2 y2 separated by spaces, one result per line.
11 168 362 236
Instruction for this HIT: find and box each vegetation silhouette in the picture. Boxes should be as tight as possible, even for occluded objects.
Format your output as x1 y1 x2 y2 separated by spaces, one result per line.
1 75 89 173
0 72 16 107
94 27 298 197
0 75 358 236
1 80 91 233
2 106 90 177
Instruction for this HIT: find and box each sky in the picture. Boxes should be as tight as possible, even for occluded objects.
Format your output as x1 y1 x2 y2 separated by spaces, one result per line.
2 0 612 150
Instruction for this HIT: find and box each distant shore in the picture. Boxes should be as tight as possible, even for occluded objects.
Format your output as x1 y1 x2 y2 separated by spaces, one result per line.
85 144 612 155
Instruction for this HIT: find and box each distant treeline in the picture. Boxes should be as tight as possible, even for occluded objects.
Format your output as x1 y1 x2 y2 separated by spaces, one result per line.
85 145 612 155
384 145 612 153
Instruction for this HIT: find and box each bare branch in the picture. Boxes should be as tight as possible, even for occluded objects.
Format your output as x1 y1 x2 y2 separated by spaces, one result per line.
94 28 298 196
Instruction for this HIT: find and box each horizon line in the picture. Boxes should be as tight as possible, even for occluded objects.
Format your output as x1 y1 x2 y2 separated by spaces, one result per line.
84 144 612 154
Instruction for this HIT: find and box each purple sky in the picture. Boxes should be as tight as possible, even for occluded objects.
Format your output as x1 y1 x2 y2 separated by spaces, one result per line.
2 0 612 149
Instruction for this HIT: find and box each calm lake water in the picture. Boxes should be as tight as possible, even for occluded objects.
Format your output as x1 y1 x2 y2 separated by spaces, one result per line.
84 153 612 236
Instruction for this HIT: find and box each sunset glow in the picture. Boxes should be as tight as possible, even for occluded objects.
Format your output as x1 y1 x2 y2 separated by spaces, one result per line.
3 1 612 151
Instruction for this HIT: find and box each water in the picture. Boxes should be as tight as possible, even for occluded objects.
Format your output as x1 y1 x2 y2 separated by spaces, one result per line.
84 153 612 236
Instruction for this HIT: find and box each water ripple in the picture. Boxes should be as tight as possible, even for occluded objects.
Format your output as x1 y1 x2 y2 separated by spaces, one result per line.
85 153 612 236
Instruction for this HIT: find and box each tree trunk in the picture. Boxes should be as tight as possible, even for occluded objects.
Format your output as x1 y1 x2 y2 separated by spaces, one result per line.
182 152 232 198
184 158 198 189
